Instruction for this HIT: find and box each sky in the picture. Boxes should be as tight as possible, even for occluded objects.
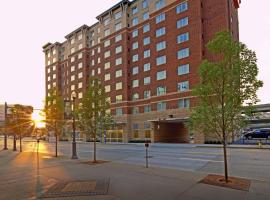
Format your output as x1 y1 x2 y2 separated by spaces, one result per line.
0 0 269 109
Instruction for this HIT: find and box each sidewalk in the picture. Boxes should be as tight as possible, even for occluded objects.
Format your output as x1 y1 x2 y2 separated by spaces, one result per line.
0 150 270 200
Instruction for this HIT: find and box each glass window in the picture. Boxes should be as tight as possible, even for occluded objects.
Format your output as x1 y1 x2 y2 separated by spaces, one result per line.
177 17 189 29
78 52 83 59
178 81 189 92
144 105 151 113
132 42 138 50
143 37 150 45
157 102 166 111
156 27 166 37
115 57 122 65
143 12 149 20
144 90 151 99
116 95 123 103
78 62 83 69
104 39 110 47
156 55 166 65
104 28 110 37
176 1 188 14
156 13 165 24
132 17 139 26
104 17 110 26
115 69 123 78
132 66 139 75
132 107 139 114
144 77 151 85
104 50 111 58
179 98 190 108
104 62 110 69
115 108 123 116
144 63 151 71
144 50 151 58
142 0 148 8
178 64 190 75
105 73 111 81
132 93 139 101
132 29 138 37
115 45 122 54
78 82 83 89
178 48 190 59
157 70 166 80
143 24 150 33
177 32 189 43
156 41 166 51
115 34 122 42
157 86 166 96
132 54 139 62
71 56 75 63
115 22 122 31
132 80 139 88
105 85 111 92
156 0 165 10
115 11 122 20
78 72 83 79
132 6 138 14
116 82 123 90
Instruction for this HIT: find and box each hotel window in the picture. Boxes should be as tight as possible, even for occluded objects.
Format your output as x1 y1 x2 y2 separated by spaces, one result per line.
78 52 83 59
98 67 101 74
115 69 123 77
143 12 149 20
179 98 190 108
52 82 56 87
132 93 139 101
91 49 95 56
156 27 166 37
144 63 151 71
143 37 150 45
157 102 166 111
144 50 150 58
104 17 110 26
115 11 122 20
144 105 151 113
71 66 75 72
115 95 123 103
177 32 189 43
132 80 139 88
156 55 166 65
156 41 166 51
132 107 139 115
104 28 110 37
132 42 138 50
178 81 189 92
78 92 83 99
91 69 95 76
104 62 110 69
142 0 148 8
132 17 139 26
105 73 111 81
132 66 139 75
143 23 150 33
78 82 83 89
47 68 50 73
157 70 166 80
98 57 101 64
132 6 138 15
91 60 95 66
53 58 56 63
78 62 83 69
178 48 189 59
144 90 151 99
156 13 165 24
71 75 75 81
115 57 122 65
78 43 83 50
155 0 165 10
115 46 122 54
71 56 75 63
115 34 122 42
53 66 56 71
47 84 51 90
116 82 123 90
105 85 111 93
78 72 83 79
132 29 138 38
177 17 189 29
71 85 75 91
104 40 111 47
104 50 111 58
47 60 51 65
178 64 190 75
47 76 51 81
176 1 188 14
157 86 166 96
97 47 101 53
115 22 122 31
70 47 75 54
144 77 151 85
78 33 83 40
132 54 139 62
115 108 123 116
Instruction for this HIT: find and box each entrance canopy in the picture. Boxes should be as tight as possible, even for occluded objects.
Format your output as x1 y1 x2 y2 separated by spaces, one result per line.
148 117 190 124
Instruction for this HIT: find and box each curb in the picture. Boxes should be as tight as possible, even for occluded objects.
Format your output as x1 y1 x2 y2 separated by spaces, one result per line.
195 145 270 150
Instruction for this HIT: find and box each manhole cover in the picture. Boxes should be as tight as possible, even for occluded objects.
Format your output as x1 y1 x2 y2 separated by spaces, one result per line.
40 178 109 198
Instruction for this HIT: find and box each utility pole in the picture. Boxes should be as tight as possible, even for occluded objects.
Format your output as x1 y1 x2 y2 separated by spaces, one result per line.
3 102 8 150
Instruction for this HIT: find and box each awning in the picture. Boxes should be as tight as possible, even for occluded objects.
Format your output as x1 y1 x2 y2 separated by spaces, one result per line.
148 117 190 123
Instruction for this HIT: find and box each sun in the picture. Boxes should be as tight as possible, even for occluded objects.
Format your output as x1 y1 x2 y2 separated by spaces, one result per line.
31 110 45 128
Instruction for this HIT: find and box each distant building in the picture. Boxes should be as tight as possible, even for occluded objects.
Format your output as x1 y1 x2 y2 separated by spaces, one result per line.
43 0 240 143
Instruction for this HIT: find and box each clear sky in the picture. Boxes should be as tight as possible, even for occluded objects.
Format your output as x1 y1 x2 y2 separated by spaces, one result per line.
0 0 269 109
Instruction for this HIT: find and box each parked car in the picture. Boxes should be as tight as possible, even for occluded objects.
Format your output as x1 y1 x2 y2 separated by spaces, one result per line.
244 129 270 139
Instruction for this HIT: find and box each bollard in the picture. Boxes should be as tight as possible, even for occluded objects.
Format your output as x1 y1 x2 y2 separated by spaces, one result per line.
145 142 149 168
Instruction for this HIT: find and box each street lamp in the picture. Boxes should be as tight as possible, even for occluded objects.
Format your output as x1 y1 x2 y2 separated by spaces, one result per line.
71 92 78 159
3 102 8 150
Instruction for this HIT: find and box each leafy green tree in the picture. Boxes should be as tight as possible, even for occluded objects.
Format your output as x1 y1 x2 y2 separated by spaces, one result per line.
78 77 111 162
43 89 65 157
190 31 263 182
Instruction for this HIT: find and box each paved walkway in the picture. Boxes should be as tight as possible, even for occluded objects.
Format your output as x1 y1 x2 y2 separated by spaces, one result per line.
1 146 270 200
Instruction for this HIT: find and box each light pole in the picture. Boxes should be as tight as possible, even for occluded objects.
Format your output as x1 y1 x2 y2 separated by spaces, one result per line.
71 92 78 159
3 102 8 150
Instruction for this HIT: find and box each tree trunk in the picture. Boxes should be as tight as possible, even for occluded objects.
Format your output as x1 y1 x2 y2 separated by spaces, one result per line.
222 133 229 183
13 135 17 151
19 132 22 152
93 132 96 162
55 121 58 157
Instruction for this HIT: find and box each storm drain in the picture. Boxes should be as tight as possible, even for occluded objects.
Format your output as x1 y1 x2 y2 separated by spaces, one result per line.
40 178 109 198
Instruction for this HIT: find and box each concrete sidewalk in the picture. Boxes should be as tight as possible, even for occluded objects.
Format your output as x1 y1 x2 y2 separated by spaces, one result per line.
0 150 270 200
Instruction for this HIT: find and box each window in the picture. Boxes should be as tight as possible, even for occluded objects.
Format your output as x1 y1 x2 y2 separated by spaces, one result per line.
157 102 166 111
78 43 83 50
104 62 110 69
78 52 83 59
179 98 190 108
104 17 110 26
47 68 51 73
132 17 139 26
144 90 151 99
132 6 138 14
176 1 188 14
70 47 75 54
115 46 122 54
52 66 56 71
78 72 83 79
78 62 83 69
144 50 151 58
71 85 75 91
115 34 122 42
177 32 189 43
115 95 123 103
178 64 190 75
53 49 56 55
157 86 166 95
47 76 51 81
177 17 189 29
132 66 139 75
71 56 75 63
133 124 139 138
115 108 123 116
132 93 139 101
142 0 148 9
104 40 111 47
115 22 122 31
178 48 190 59
91 69 95 76
132 29 138 37
115 57 122 65
132 107 139 114
143 37 150 45
105 85 111 93
132 42 138 50
156 27 166 37
143 12 149 20
132 54 139 62
104 28 110 37
143 24 150 33
78 92 83 99
157 70 166 80
116 82 123 90
78 82 83 89
115 69 123 78
91 60 95 66
144 77 151 85
132 80 139 88
156 0 165 10
144 105 151 113
104 50 111 58
115 11 122 20
105 73 111 81
71 75 75 81
70 66 75 73
178 81 189 92
156 41 166 51
156 13 165 23
144 63 151 71
156 55 166 65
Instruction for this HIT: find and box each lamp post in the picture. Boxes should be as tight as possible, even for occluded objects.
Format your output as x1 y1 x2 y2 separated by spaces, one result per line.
3 102 8 150
71 92 78 159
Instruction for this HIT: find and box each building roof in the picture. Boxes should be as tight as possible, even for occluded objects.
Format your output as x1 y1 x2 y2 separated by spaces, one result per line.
96 0 129 20
65 24 89 39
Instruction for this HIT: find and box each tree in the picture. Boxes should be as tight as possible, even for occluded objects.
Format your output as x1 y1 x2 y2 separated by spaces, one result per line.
44 89 65 157
190 31 263 182
78 77 111 162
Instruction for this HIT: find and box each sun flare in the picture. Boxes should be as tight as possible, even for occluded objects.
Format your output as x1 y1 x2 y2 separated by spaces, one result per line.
31 110 45 128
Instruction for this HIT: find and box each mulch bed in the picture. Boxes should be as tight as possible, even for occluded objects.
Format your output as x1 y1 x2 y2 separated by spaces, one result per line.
199 174 251 191
81 160 110 165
